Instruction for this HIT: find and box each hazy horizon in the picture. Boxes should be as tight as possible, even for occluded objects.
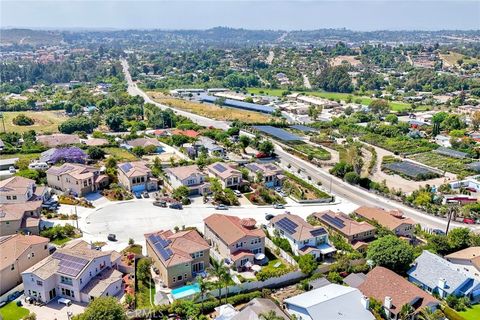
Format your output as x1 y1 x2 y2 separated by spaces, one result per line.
1 1 479 31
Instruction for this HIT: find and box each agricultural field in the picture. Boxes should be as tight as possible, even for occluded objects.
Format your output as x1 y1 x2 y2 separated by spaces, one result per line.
290 143 331 161
409 152 476 178
382 156 441 181
1 111 67 133
148 92 273 123
361 133 437 155
283 171 331 200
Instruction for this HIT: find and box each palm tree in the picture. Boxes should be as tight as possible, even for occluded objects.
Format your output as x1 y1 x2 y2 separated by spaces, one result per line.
398 303 415 320
416 307 444 320
194 276 211 313
209 259 227 299
221 270 233 304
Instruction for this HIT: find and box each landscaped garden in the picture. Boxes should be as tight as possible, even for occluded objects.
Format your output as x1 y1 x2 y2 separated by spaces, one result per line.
246 184 286 205
409 152 476 178
382 156 441 181
283 171 331 201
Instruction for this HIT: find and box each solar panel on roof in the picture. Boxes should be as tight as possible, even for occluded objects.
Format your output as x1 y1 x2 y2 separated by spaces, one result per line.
247 164 261 172
53 252 89 277
322 214 345 229
121 163 133 172
311 228 327 236
213 163 227 173
276 217 298 234
252 126 302 141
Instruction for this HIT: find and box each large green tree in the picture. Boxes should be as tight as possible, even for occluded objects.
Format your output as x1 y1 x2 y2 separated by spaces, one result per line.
367 235 415 273
72 297 126 320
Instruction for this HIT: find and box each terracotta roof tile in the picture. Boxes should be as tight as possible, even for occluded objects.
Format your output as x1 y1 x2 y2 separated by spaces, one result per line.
354 206 415 231
204 214 265 245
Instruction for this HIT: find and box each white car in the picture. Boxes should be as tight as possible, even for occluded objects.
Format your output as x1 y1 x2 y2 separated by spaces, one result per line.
233 190 242 197
28 162 49 170
8 166 16 173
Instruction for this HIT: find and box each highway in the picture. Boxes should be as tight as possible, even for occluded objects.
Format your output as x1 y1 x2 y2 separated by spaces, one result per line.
121 58 479 233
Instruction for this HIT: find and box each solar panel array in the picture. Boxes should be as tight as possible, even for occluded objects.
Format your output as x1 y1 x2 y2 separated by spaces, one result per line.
148 234 173 261
245 163 261 172
200 96 275 114
252 126 302 141
321 214 346 229
213 163 227 173
467 162 480 172
290 125 317 133
276 217 298 235
53 252 89 277
434 147 468 159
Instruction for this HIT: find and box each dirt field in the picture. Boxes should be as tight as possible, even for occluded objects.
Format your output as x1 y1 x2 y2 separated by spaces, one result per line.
330 55 362 67
147 92 273 123
1 110 67 133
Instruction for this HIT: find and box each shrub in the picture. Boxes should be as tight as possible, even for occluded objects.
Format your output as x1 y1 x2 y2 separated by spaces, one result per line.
13 114 34 126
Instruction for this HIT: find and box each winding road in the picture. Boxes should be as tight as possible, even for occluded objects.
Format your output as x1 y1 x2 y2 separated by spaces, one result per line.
120 58 479 233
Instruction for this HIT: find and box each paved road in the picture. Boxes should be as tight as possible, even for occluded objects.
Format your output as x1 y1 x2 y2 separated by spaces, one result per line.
120 58 479 233
121 59 229 130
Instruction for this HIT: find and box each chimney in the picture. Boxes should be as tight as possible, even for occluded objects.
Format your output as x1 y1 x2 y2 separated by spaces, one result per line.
384 296 392 309
361 295 370 310
438 278 446 289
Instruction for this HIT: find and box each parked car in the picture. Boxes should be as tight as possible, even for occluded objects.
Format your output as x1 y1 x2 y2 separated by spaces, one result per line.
142 191 150 198
153 200 167 207
8 166 16 173
273 203 285 209
463 218 475 224
215 204 228 210
233 190 242 197
265 214 275 221
28 162 49 170
432 229 446 235
134 192 142 199
107 234 117 241
169 203 183 210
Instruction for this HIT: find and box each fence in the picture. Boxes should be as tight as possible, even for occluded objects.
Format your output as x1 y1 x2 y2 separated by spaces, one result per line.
265 237 298 267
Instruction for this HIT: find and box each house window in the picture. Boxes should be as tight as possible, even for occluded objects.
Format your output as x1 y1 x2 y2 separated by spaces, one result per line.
10 264 15 271
31 252 35 257
36 280 43 286
12 196 17 200
60 276 73 286
6 196 11 200
177 275 183 281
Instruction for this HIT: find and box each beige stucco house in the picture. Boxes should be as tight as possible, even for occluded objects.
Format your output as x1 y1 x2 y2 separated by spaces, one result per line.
165 165 210 196
46 163 108 197
117 161 158 193
207 163 242 189
145 229 210 288
0 234 50 295
204 214 265 269
353 206 415 238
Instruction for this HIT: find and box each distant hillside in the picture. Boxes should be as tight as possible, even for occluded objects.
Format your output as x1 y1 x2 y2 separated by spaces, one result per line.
0 29 64 46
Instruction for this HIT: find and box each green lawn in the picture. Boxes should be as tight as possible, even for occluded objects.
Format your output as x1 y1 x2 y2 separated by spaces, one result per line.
0 301 30 320
459 304 480 320
104 147 139 162
136 279 155 309
51 237 72 246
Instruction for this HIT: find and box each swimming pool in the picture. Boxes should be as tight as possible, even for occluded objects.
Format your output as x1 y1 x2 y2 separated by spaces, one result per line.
171 283 200 300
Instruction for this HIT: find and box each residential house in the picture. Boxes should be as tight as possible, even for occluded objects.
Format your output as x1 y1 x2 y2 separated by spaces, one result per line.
145 229 210 288
207 163 242 189
0 202 43 236
171 129 200 139
269 213 335 260
47 163 108 197
284 283 375 320
194 137 225 157
244 162 285 188
124 137 164 153
215 298 289 320
358 266 439 320
0 234 50 295
353 206 415 238
204 214 265 269
445 247 480 279
22 240 123 304
165 165 210 196
36 134 80 148
117 161 158 193
0 176 47 204
82 138 109 147
313 211 375 247
408 250 480 302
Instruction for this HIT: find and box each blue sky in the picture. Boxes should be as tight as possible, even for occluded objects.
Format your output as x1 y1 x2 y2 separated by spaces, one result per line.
1 1 479 31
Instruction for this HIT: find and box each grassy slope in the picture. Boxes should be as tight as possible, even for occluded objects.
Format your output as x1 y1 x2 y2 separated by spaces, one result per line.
2 110 67 133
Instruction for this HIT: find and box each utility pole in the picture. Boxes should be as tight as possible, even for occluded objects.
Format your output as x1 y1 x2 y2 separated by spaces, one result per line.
445 203 458 235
